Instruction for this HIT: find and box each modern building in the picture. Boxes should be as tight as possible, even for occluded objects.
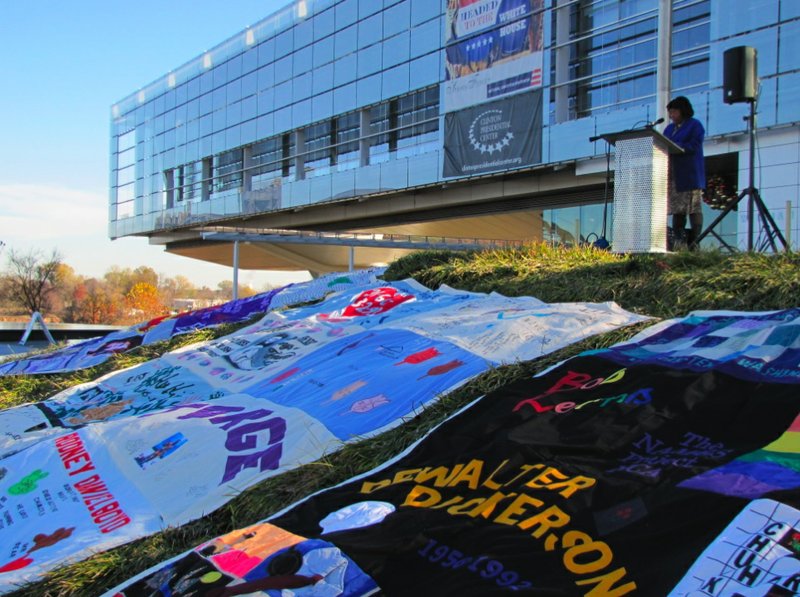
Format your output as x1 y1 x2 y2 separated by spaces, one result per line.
110 0 800 273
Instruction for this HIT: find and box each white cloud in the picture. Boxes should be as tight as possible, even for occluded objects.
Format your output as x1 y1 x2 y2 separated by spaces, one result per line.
0 183 311 289
0 184 107 241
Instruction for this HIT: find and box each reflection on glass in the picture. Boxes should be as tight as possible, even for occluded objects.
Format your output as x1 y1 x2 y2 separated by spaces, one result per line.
117 129 136 152
540 202 613 246
116 201 135 220
335 24 357 59
304 121 333 177
335 112 361 171
563 0 709 118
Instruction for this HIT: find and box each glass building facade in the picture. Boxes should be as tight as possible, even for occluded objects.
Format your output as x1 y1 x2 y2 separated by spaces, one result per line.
110 0 800 254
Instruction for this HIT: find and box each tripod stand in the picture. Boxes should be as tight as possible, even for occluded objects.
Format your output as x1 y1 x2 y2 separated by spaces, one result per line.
696 99 787 252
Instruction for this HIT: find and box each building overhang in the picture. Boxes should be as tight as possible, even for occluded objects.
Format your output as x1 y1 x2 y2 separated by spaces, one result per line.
152 166 608 271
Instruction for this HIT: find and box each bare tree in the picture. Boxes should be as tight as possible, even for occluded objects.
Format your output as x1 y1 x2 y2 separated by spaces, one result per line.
3 248 63 314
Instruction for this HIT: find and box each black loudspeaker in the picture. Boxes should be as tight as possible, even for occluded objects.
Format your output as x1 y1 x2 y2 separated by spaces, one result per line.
723 46 758 104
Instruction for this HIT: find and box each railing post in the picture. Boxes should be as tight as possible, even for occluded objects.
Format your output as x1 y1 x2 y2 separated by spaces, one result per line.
232 240 240 301
786 200 793 248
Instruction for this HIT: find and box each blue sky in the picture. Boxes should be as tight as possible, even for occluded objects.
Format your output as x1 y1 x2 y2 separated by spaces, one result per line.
0 0 309 289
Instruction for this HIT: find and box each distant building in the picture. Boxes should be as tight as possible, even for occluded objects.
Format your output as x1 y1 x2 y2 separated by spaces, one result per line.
110 0 800 272
170 298 222 312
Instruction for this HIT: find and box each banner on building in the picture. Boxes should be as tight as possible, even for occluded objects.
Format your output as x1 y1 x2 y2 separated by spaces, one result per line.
443 0 544 113
443 91 542 178
105 309 800 596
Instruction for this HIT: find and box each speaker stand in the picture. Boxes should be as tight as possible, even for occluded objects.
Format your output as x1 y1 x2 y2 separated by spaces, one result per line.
696 99 787 252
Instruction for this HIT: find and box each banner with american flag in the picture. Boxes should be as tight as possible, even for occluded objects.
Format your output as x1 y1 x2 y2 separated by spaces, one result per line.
443 0 544 113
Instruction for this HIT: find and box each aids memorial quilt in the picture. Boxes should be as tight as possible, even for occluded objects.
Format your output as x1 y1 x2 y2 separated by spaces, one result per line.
589 307 800 384
106 308 800 596
0 269 382 377
0 281 647 593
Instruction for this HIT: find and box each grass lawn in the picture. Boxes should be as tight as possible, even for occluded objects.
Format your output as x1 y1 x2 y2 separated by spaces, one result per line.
4 245 799 596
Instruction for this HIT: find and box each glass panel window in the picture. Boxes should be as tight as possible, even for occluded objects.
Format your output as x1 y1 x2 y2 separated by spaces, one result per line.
118 129 136 152
580 202 613 244
671 0 710 94
396 87 439 157
117 165 135 186
369 103 391 163
117 147 135 170
335 112 361 171
213 149 243 193
335 24 358 59
368 87 439 162
304 121 333 177
251 137 283 189
116 200 135 219
182 160 204 201
554 0 709 119
384 0 410 38
541 203 614 245
283 133 296 179
116 183 135 204
314 8 335 41
358 13 383 49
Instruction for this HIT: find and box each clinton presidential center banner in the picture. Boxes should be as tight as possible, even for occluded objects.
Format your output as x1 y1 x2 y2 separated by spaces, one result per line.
0 280 647 592
106 308 800 596
0 269 383 377
444 0 544 113
443 91 542 178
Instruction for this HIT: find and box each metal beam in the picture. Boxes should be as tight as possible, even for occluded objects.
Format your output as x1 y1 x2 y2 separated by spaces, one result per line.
247 242 336 273
232 240 240 301
202 231 520 251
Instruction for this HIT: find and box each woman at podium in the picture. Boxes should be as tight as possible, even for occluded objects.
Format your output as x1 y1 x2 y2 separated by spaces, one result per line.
664 96 705 250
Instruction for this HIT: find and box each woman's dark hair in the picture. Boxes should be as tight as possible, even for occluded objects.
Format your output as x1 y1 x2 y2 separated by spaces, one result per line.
267 548 303 576
666 96 694 118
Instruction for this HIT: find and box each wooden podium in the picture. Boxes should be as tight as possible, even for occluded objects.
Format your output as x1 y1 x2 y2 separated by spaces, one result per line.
594 128 683 253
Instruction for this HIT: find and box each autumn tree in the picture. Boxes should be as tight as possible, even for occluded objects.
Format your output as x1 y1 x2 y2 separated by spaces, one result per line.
217 280 257 299
71 278 121 324
2 248 63 314
124 282 167 322
105 265 159 297
51 263 82 320
159 274 197 305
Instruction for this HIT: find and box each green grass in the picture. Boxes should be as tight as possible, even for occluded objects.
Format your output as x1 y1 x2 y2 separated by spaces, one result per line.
5 321 650 597
0 318 264 412
383 244 800 318
5 245 800 595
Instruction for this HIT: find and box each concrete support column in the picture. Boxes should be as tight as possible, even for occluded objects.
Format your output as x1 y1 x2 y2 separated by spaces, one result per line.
348 246 355 272
656 0 673 124
232 240 240 301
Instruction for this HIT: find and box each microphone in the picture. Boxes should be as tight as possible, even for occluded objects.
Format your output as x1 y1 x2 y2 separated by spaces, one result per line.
645 117 665 129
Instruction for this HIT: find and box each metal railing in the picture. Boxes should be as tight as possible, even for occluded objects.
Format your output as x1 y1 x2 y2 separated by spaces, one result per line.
202 226 526 251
